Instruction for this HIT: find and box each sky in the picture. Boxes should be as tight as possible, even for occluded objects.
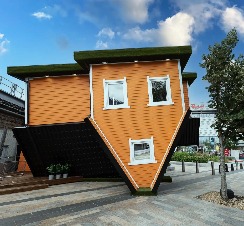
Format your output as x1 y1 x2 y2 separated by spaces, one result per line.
1 0 244 104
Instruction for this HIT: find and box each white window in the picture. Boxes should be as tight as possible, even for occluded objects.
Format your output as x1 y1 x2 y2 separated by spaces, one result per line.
103 77 130 110
147 75 173 106
128 137 157 165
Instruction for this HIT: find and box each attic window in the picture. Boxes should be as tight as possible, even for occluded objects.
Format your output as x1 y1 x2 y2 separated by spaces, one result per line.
103 77 130 110
128 137 157 165
147 75 174 106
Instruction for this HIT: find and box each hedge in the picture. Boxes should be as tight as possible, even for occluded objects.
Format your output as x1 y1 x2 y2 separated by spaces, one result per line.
171 152 219 163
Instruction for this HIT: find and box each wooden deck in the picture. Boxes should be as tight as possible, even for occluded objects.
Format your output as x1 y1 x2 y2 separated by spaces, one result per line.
0 172 83 195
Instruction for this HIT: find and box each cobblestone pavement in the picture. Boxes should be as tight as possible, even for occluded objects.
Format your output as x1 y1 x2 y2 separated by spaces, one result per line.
0 163 244 226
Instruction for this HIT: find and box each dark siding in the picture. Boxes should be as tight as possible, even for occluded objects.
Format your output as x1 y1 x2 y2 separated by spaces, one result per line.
13 122 120 178
177 118 200 146
84 118 137 194
13 127 45 176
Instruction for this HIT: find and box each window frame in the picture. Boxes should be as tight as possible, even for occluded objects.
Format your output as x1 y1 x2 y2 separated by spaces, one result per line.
103 77 130 110
128 136 157 165
147 75 174 106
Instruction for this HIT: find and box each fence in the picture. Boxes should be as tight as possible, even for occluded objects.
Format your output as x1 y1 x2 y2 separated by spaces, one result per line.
0 75 25 100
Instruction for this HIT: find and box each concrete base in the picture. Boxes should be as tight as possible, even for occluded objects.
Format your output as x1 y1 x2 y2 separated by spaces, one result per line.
162 176 172 182
131 187 157 196
167 166 175 171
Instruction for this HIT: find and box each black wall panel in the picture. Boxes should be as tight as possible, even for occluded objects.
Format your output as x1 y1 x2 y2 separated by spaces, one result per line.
177 117 200 146
13 122 120 178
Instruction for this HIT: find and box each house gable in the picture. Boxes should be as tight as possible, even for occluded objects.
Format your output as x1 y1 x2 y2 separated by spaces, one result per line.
90 60 186 190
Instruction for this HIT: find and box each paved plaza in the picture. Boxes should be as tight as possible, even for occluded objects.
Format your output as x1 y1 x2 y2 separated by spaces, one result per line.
0 163 244 226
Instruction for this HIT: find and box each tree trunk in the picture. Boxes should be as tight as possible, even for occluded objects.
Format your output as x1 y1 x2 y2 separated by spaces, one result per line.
219 134 228 200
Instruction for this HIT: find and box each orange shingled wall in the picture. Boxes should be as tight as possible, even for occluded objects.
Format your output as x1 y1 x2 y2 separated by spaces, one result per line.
92 60 185 188
183 80 189 109
28 75 90 125
17 151 31 172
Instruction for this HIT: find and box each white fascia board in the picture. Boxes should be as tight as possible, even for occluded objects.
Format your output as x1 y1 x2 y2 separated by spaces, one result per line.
178 60 185 112
25 80 28 125
90 65 94 119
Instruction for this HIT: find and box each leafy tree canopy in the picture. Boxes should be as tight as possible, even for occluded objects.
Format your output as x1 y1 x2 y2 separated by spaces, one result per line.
200 28 244 145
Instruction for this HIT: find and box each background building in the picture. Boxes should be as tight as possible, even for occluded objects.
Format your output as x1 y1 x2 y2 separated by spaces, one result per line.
191 103 244 158
0 76 24 166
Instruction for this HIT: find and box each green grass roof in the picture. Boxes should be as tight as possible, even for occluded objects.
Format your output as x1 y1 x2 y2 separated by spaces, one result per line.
74 46 192 73
7 63 86 81
7 46 196 85
182 72 197 86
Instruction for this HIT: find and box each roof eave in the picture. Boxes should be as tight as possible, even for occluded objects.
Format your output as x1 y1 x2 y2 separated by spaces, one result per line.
7 63 86 81
182 72 197 86
74 46 192 73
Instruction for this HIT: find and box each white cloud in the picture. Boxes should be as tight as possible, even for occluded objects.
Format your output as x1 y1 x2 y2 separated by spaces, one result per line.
121 0 230 47
32 12 52 20
221 6 244 35
123 26 156 42
117 0 154 23
123 12 195 46
98 28 115 39
170 0 226 33
96 40 108 49
0 34 10 54
157 12 195 46
76 11 98 25
46 5 67 17
31 5 66 21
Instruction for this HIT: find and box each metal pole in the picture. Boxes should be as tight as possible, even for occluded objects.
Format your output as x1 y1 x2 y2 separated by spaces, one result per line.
240 163 243 169
211 161 215 175
196 161 199 173
182 160 185 172
225 164 229 172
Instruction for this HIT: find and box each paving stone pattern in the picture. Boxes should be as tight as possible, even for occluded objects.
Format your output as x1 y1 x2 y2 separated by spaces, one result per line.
0 164 244 225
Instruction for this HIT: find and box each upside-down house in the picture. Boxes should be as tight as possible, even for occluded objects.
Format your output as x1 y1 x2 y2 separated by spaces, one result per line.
8 46 199 195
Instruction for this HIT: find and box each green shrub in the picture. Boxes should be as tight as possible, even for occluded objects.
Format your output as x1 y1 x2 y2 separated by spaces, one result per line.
208 156 220 162
55 163 62 174
61 163 71 173
171 152 220 163
46 164 56 174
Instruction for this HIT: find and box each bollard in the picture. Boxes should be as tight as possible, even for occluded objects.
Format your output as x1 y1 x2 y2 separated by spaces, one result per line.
231 164 234 171
211 162 215 175
240 163 243 169
225 164 229 172
219 164 229 173
182 160 185 172
196 161 199 173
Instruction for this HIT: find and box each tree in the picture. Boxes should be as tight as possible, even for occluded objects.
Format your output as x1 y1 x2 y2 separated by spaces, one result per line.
200 28 244 200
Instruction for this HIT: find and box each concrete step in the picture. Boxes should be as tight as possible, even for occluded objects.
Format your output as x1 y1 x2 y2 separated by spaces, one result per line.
0 180 46 189
0 184 49 195
46 176 83 186
0 176 83 191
